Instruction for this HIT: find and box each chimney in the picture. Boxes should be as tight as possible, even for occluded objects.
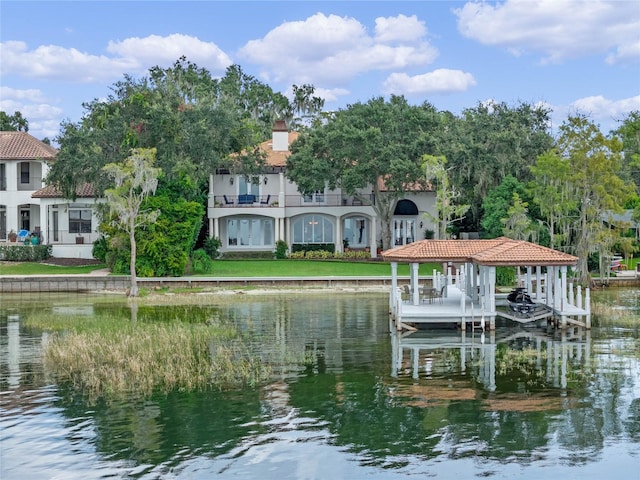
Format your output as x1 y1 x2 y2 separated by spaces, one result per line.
272 120 288 152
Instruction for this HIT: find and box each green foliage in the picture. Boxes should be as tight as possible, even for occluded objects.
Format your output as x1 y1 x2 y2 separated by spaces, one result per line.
191 248 215 274
287 95 442 249
495 267 516 287
535 114 637 283
0 244 51 262
92 236 108 262
423 154 469 238
481 175 529 238
100 186 204 277
440 101 554 231
0 110 29 132
221 251 274 260
47 59 291 200
291 243 335 254
275 240 288 259
612 110 640 189
203 236 222 259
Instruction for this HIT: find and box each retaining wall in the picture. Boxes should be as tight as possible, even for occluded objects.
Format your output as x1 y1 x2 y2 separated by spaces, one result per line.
0 274 636 294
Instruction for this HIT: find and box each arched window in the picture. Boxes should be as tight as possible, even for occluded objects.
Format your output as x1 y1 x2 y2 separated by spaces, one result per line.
293 214 334 243
393 199 418 246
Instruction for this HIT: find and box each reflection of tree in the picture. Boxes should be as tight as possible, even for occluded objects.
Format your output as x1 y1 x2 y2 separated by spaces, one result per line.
53 387 264 465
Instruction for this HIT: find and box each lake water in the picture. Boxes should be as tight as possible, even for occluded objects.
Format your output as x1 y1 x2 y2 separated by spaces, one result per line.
1 290 639 479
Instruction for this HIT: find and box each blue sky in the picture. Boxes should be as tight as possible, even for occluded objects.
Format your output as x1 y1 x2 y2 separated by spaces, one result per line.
1 1 639 142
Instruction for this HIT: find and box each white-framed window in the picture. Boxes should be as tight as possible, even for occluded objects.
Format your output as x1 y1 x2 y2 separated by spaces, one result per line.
227 217 273 247
293 214 334 243
69 209 92 234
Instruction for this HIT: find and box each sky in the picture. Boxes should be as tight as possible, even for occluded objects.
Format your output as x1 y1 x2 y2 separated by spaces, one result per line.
1 0 639 143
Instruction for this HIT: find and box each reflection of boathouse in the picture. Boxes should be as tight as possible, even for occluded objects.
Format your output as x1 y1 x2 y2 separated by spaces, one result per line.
382 238 590 331
390 327 591 395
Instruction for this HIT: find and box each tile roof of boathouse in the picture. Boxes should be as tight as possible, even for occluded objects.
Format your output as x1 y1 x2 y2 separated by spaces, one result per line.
381 237 578 267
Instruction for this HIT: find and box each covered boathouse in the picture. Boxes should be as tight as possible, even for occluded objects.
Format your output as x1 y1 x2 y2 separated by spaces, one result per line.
382 237 590 332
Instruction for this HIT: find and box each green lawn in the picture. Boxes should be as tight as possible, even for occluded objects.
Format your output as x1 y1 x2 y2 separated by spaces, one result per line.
0 262 107 275
0 259 440 277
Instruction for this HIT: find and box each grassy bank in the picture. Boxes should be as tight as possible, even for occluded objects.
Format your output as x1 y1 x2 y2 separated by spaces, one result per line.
26 312 270 404
0 262 107 275
2 259 439 277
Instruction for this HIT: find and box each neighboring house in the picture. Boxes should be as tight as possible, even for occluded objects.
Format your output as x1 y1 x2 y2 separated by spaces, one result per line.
207 121 436 257
0 131 100 259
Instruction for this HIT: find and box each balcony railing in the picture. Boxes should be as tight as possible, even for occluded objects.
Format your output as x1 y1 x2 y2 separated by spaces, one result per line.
213 194 375 208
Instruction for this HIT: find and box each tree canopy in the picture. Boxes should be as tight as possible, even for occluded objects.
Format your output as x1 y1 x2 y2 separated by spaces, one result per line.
531 114 635 283
440 101 554 231
286 95 442 249
46 58 296 200
0 111 29 132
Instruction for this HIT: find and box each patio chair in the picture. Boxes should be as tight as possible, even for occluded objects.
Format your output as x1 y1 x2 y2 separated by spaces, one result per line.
260 194 271 205
223 195 234 205
401 284 412 302
428 285 446 304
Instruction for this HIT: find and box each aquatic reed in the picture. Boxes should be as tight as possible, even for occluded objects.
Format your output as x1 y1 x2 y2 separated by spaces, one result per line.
29 313 270 403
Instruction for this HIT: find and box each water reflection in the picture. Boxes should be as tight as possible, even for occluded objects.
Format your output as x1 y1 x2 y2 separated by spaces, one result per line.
1 293 639 479
390 326 592 392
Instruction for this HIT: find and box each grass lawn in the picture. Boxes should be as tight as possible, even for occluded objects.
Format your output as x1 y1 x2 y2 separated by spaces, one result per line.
0 262 107 275
0 259 440 277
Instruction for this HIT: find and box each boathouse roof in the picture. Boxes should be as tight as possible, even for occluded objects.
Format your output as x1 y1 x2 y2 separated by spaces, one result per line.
381 237 578 267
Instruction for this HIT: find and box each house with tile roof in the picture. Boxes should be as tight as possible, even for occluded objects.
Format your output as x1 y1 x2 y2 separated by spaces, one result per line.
0 131 100 258
207 120 437 257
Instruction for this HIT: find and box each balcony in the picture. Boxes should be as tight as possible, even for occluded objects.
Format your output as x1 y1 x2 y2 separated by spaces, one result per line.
212 194 375 208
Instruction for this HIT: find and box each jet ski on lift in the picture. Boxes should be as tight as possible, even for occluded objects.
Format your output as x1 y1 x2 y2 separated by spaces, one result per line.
507 287 537 314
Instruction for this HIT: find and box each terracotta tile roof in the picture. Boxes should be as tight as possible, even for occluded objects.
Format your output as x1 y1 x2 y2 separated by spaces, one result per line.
382 237 578 266
0 131 57 160
32 183 96 198
260 132 299 167
377 175 432 192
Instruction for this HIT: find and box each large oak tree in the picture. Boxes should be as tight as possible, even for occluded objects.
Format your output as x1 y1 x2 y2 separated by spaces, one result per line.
286 95 442 250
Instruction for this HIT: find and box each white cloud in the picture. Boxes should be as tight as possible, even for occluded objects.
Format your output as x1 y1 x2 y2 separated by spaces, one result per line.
238 13 438 86
0 40 139 82
455 0 640 64
374 14 427 43
382 69 476 96
606 39 640 64
0 34 232 84
106 34 232 72
0 87 63 140
570 94 640 121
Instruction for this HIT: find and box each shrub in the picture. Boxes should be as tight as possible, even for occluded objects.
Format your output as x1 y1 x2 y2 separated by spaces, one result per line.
0 244 52 262
291 243 335 254
203 237 222 259
191 248 215 273
92 236 108 262
275 240 288 259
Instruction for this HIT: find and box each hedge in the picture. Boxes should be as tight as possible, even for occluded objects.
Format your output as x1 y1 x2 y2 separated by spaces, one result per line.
0 244 52 262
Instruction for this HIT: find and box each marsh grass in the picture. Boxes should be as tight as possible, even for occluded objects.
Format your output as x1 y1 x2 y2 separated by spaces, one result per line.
27 313 270 404
591 301 640 329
